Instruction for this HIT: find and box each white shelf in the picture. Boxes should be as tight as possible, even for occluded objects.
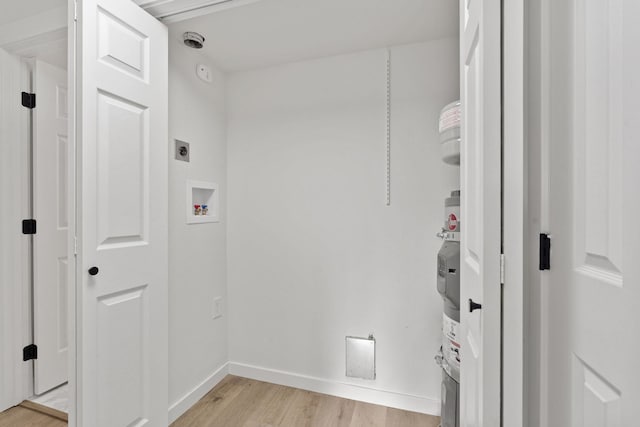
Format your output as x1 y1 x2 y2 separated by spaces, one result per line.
186 180 219 224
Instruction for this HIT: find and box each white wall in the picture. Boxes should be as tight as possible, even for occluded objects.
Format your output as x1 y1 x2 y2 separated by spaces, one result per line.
227 38 459 413
167 38 228 416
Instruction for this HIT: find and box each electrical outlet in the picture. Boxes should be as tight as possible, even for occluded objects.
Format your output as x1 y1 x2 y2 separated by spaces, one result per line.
213 296 222 319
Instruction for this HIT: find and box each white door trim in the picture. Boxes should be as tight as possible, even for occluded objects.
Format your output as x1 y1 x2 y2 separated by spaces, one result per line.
524 0 552 426
66 0 78 424
503 0 526 425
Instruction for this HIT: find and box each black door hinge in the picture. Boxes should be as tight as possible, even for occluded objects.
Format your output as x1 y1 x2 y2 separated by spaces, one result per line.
23 344 38 361
539 233 551 270
22 219 37 235
21 92 36 109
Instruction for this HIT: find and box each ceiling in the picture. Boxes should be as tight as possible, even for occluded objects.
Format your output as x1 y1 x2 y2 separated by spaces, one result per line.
0 0 65 26
169 0 458 72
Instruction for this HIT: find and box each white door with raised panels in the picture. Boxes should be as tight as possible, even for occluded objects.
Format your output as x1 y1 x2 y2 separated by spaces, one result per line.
546 0 640 425
459 0 502 426
75 0 168 425
33 60 69 395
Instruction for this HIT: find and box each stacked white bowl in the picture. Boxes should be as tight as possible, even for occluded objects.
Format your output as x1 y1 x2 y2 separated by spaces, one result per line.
438 101 461 165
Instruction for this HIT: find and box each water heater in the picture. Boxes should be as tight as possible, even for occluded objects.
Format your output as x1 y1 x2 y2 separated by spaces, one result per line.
436 190 461 427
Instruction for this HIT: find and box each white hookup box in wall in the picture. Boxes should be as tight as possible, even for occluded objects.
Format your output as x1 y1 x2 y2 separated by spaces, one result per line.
346 335 376 380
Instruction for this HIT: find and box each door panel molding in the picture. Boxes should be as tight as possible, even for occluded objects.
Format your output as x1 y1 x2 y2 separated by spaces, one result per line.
574 0 624 285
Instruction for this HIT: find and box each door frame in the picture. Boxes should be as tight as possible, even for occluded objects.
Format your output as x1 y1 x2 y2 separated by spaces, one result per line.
522 0 551 426
66 0 78 424
503 0 527 426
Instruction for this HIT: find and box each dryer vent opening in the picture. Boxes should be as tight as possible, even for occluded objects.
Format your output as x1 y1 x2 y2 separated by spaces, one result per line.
183 32 205 49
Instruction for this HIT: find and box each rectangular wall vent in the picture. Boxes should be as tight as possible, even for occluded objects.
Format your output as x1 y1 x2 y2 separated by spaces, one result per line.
346 335 376 380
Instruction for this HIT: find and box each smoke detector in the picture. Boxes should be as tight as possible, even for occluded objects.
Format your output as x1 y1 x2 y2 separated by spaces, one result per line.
183 32 205 49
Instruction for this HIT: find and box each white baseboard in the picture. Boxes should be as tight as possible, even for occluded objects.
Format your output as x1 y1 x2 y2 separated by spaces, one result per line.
168 363 229 424
228 362 440 416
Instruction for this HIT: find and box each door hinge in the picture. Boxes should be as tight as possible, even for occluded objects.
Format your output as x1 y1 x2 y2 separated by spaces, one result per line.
23 344 38 361
74 236 78 255
539 233 551 270
21 92 36 109
22 219 36 235
74 0 77 21
500 253 505 284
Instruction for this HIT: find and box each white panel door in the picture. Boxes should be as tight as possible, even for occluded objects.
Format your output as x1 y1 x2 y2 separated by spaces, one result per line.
546 0 640 425
76 0 168 425
33 60 69 395
459 0 501 426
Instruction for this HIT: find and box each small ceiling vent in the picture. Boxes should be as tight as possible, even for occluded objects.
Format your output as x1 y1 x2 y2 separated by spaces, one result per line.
183 32 205 49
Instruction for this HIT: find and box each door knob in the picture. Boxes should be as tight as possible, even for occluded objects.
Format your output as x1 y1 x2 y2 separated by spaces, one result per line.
88 266 99 276
469 299 482 312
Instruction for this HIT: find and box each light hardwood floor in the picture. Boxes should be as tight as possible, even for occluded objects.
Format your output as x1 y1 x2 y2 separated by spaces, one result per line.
171 375 440 427
0 406 66 427
0 375 441 426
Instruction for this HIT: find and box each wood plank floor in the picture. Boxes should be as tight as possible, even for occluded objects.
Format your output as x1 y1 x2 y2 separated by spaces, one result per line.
0 375 440 426
0 406 66 427
171 375 440 427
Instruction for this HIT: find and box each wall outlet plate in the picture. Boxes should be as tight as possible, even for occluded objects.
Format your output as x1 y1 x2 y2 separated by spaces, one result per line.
175 139 190 162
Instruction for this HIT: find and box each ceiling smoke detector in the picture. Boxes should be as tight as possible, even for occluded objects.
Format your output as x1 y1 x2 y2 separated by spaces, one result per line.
183 32 205 49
